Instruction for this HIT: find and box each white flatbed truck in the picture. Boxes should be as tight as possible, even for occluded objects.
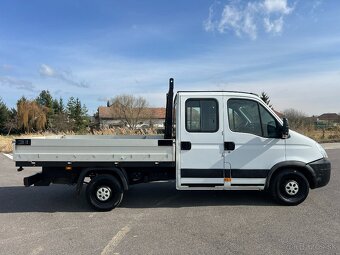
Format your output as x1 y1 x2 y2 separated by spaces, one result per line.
14 79 331 210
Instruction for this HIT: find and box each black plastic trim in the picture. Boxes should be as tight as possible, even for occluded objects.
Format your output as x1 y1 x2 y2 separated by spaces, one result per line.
224 142 235 151
181 168 224 178
265 160 317 189
308 158 331 188
181 169 269 178
181 141 191 150
24 173 42 187
231 169 269 178
15 139 31 145
76 167 129 194
158 139 173 146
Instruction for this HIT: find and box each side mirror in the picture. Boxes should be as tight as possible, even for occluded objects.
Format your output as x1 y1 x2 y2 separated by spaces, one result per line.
282 117 289 139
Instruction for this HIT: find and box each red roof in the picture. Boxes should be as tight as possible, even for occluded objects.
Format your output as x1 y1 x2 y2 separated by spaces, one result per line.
318 113 340 122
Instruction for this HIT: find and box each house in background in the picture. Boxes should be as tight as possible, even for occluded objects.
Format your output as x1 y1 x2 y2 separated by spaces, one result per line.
316 113 340 128
96 106 166 129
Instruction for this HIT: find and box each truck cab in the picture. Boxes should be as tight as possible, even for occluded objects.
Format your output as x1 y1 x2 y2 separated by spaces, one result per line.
175 90 330 202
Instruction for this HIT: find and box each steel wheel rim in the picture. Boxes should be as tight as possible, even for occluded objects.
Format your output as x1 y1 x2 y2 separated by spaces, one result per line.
285 180 299 196
96 186 112 201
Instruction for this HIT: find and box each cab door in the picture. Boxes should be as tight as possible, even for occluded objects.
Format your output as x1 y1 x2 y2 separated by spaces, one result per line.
223 97 285 188
176 94 228 188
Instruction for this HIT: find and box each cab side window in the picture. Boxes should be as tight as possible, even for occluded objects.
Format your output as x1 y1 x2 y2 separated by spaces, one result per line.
186 99 218 132
259 104 280 138
228 99 280 138
228 99 262 136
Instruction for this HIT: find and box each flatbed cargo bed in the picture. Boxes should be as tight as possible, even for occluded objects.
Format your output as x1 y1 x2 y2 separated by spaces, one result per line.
14 135 175 167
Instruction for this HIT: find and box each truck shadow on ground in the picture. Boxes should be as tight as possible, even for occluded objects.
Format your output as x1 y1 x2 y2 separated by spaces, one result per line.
0 181 276 213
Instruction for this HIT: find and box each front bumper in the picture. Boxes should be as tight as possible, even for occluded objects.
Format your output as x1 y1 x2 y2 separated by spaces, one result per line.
308 158 331 188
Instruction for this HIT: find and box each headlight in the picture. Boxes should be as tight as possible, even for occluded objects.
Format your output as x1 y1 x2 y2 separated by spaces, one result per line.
316 143 328 158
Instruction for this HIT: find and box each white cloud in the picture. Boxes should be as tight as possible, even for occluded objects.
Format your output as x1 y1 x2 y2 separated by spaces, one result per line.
39 64 89 88
217 3 258 39
263 0 292 14
264 16 283 33
242 3 258 39
0 76 36 92
203 5 216 32
204 0 295 39
218 5 242 34
40 64 55 76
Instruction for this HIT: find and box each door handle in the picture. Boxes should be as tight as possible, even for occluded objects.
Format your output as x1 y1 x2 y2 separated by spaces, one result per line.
181 141 191 150
224 142 235 151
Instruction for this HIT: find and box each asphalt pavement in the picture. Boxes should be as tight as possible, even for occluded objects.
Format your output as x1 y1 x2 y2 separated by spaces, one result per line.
0 150 339 255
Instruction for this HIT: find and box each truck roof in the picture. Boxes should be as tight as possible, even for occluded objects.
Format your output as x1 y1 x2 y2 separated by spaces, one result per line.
176 90 259 98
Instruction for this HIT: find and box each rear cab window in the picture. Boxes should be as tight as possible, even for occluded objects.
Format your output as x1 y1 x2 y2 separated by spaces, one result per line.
185 99 219 132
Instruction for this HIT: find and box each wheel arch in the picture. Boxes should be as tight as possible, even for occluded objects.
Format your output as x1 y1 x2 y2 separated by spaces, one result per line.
265 161 317 189
76 167 129 195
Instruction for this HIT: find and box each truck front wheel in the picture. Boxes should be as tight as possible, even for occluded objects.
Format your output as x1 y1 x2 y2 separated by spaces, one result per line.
86 174 124 211
270 170 309 206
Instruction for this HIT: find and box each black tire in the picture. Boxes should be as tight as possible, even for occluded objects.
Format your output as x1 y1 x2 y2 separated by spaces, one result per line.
270 170 309 206
86 174 123 211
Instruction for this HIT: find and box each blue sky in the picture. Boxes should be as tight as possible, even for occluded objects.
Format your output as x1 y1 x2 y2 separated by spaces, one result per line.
0 0 339 115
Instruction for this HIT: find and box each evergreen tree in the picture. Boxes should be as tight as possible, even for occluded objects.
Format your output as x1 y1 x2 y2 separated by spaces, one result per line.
59 98 64 113
0 98 10 133
51 97 65 114
66 97 88 132
67 97 76 119
36 90 53 108
260 92 272 108
5 108 18 135
36 90 54 127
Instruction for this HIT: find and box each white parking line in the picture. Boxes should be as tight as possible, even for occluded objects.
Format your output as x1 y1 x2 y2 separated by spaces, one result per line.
3 153 13 160
101 225 131 255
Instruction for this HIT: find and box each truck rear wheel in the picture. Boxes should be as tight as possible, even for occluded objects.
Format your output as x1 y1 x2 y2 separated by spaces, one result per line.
86 174 123 211
270 170 309 206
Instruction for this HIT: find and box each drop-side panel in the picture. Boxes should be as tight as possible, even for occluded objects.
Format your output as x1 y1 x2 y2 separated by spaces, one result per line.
14 135 175 164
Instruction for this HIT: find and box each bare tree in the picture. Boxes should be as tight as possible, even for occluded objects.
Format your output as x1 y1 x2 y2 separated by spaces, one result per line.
49 112 73 132
109 95 149 129
283 108 313 130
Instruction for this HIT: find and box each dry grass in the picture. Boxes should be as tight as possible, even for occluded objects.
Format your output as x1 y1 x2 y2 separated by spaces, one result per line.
0 128 159 153
1 127 339 153
0 136 14 153
294 126 340 143
92 127 158 135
